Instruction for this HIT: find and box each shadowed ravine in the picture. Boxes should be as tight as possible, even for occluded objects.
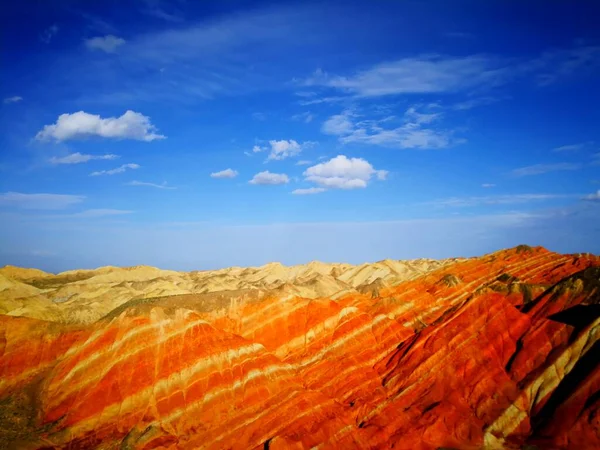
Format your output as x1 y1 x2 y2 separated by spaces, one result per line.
0 246 599 449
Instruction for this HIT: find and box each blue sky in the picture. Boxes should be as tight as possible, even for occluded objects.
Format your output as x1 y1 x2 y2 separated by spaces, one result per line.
1 0 600 272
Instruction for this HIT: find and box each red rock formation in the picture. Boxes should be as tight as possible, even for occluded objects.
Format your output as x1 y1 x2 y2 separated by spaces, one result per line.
0 246 599 449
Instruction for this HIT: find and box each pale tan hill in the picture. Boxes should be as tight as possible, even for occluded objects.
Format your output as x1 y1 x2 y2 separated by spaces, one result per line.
0 265 51 281
0 273 43 300
0 258 458 324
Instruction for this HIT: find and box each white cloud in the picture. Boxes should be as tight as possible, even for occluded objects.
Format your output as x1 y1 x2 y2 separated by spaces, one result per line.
376 170 389 181
511 163 581 177
482 183 496 188
252 112 266 121
291 112 314 123
3 96 22 104
49 152 119 165
303 155 387 190
85 35 126 53
296 160 312 166
267 140 301 161
40 24 59 44
323 107 461 149
404 106 440 124
90 163 140 176
0 192 84 210
126 180 175 189
322 112 355 135
266 139 315 161
210 168 238 179
292 187 326 195
583 191 600 201
36 110 165 142
253 141 316 160
430 194 571 207
249 171 289 185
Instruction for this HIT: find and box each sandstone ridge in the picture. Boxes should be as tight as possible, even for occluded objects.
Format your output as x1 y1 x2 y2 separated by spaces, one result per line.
0 257 453 324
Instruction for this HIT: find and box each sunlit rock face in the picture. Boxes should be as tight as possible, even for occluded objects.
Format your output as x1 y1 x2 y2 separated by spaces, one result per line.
0 246 599 449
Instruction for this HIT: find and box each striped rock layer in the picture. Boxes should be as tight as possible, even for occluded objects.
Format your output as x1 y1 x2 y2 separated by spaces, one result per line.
0 246 599 449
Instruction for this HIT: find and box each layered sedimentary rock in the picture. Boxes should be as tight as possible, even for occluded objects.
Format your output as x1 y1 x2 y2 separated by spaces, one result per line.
0 258 452 324
0 246 599 449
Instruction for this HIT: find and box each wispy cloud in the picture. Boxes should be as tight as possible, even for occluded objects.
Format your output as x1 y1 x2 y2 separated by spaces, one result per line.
249 171 289 185
302 45 600 98
210 168 238 179
252 112 267 121
583 190 600 202
430 193 572 207
3 96 23 104
253 140 316 161
90 163 140 176
81 7 316 104
36 111 165 142
292 187 326 195
291 112 314 123
126 181 176 189
296 160 312 166
50 152 119 165
70 209 133 218
552 142 592 152
0 192 85 210
532 46 600 86
85 35 126 53
511 163 581 177
76 10 116 34
40 24 59 44
322 111 354 135
298 96 348 106
140 0 184 22
452 96 502 110
302 155 387 190
302 56 505 96
482 183 496 188
20 209 135 220
323 106 463 149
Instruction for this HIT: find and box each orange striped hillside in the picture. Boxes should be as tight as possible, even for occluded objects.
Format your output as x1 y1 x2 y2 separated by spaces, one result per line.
0 246 599 449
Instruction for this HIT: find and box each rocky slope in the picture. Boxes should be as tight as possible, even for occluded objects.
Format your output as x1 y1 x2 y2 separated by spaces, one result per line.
0 246 599 449
0 258 452 324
